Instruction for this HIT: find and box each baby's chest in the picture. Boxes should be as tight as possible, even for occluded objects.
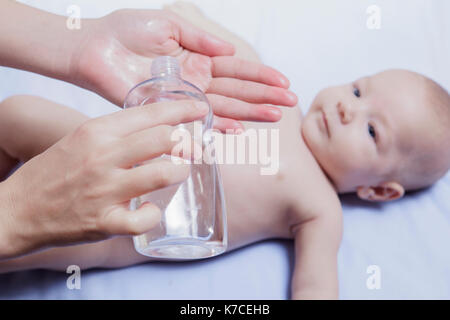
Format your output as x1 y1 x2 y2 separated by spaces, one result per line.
281 140 341 224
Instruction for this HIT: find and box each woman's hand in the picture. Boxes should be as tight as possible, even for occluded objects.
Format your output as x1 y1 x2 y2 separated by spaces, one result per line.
0 3 297 131
0 100 208 260
71 9 297 131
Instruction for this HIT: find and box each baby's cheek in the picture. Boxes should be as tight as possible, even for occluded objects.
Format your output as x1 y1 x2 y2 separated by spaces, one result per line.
331 144 367 174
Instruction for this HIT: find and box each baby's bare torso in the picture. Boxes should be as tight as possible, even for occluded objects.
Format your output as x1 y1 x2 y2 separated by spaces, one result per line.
158 1 341 254
220 106 340 251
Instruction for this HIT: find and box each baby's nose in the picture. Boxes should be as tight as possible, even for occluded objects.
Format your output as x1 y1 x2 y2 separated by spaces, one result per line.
337 101 353 124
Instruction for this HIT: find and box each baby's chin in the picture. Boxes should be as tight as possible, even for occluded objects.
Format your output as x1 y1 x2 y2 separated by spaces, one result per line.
301 108 326 158
300 114 339 188
301 120 360 193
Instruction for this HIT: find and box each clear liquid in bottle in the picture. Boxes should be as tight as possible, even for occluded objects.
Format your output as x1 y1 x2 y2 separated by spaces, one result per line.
124 56 227 260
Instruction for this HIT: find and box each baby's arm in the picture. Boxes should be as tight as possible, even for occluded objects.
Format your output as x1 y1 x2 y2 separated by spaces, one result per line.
290 206 343 300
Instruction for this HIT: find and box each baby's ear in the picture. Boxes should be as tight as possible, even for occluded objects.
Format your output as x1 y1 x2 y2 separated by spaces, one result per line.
356 181 405 202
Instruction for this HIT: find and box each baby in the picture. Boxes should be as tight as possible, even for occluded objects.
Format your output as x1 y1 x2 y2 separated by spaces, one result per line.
0 3 449 299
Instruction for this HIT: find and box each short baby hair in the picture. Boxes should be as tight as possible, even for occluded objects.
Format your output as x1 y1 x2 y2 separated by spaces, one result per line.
396 75 450 191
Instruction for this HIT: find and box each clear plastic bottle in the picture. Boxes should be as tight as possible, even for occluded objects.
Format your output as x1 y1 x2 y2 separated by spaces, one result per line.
124 56 227 260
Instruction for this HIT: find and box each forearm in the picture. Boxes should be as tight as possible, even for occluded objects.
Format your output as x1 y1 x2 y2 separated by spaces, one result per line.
0 238 110 274
0 236 150 274
0 1 88 83
291 217 342 300
291 250 339 300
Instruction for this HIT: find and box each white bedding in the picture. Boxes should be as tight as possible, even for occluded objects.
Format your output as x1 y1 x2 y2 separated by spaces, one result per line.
0 0 449 299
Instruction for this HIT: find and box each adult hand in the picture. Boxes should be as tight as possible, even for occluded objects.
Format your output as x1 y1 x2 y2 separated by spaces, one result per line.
71 9 298 131
0 100 208 260
1 3 297 130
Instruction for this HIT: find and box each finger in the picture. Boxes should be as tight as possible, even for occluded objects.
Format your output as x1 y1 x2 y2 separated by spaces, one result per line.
101 202 162 236
211 56 290 88
115 125 176 168
115 159 191 201
169 13 235 56
115 125 195 168
207 94 282 122
207 78 298 106
212 115 244 133
98 100 209 136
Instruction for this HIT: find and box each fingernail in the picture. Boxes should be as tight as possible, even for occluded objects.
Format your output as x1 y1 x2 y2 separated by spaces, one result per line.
230 123 244 135
286 91 298 104
233 121 244 129
225 121 244 134
278 76 290 88
206 34 225 46
268 108 282 119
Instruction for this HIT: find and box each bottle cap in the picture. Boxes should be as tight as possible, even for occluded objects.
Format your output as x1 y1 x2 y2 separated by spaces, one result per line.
151 56 181 77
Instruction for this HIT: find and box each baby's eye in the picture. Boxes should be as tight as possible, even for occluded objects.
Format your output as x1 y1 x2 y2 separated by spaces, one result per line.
368 124 376 140
353 87 361 98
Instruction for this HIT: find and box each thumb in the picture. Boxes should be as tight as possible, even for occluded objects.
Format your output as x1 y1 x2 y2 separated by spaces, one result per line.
170 14 235 56
101 202 162 236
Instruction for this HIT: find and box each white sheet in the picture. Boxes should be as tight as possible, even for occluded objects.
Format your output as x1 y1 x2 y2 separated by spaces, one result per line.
0 0 449 299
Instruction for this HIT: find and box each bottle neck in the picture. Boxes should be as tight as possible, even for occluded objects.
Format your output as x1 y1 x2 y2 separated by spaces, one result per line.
151 56 181 78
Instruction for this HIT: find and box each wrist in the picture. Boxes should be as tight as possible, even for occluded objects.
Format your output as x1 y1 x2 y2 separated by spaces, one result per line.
42 13 96 85
292 288 339 300
0 2 89 85
0 172 37 260
66 17 97 88
0 180 22 259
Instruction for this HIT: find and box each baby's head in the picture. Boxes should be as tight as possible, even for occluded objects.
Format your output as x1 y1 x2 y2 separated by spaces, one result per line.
302 69 450 201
